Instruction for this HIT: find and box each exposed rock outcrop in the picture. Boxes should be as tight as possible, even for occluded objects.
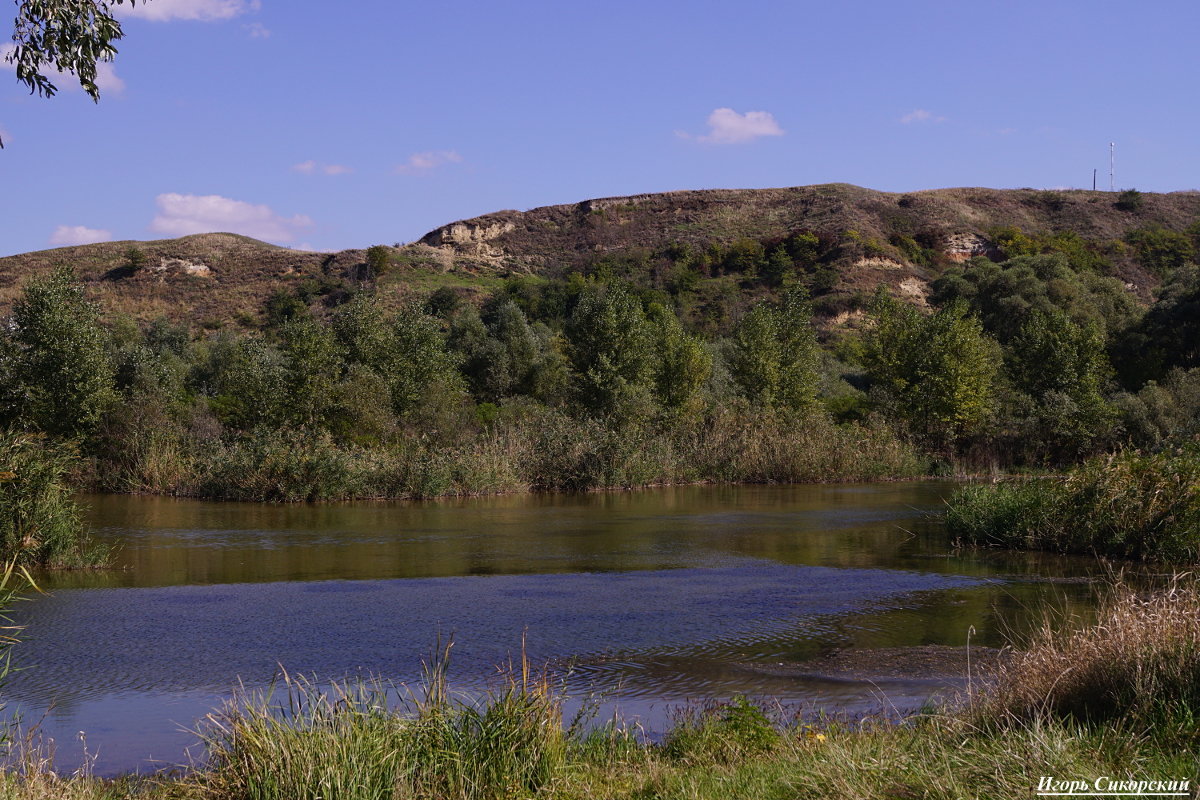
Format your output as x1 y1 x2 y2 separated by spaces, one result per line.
153 257 213 277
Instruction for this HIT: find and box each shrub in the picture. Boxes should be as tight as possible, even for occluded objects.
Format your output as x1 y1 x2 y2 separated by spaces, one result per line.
124 247 147 274
661 697 781 764
365 244 392 278
1115 188 1144 212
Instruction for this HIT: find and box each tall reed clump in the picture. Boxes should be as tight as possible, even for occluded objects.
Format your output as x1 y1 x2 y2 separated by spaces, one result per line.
946 446 1200 561
0 432 107 568
681 410 926 484
969 578 1200 745
196 643 568 800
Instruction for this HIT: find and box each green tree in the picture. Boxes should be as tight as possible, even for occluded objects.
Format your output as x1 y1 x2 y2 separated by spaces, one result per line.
330 295 392 370
6 267 116 438
1115 188 1144 212
648 303 711 414
728 288 818 411
1007 309 1116 455
480 297 540 397
931 254 1137 344
386 305 462 416
1125 227 1195 277
864 292 999 447
277 317 343 427
565 282 655 419
761 245 793 287
722 238 766 276
332 296 461 416
201 334 288 430
124 246 147 273
1111 266 1200 386
424 286 462 319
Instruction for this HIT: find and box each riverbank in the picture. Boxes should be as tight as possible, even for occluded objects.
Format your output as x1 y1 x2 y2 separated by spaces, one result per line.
84 409 928 503
4 579 1197 800
946 446 1200 562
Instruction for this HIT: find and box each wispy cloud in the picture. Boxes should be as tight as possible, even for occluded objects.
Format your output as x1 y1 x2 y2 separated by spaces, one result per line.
50 225 112 246
679 108 784 145
0 43 124 94
900 109 946 124
394 150 463 174
291 160 353 176
122 0 261 21
243 21 271 38
149 193 312 243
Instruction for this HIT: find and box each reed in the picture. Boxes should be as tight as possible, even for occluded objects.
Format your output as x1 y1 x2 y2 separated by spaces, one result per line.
945 446 1200 561
0 432 107 567
195 641 569 800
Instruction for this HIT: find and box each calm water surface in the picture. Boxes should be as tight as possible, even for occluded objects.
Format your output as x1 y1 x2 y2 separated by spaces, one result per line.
7 482 1108 775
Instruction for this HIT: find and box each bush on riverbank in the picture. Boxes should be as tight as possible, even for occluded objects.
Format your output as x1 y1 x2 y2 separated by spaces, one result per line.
0 432 106 568
945 446 1200 561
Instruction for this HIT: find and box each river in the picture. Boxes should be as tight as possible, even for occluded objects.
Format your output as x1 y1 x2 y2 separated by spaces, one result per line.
4 482 1105 776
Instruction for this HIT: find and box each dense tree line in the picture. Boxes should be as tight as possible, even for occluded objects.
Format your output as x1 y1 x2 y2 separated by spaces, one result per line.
1 219 1198 509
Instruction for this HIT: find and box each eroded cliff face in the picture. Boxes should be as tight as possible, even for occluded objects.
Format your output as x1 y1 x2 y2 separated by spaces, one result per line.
944 233 997 262
419 218 517 259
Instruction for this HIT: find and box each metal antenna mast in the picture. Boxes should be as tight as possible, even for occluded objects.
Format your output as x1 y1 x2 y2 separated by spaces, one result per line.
1110 142 1115 191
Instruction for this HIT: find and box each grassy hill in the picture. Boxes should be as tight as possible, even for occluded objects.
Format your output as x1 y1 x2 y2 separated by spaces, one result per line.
3 184 1198 328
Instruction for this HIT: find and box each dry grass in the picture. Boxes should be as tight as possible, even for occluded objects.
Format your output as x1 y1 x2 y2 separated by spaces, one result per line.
5 186 1199 329
971 576 1200 742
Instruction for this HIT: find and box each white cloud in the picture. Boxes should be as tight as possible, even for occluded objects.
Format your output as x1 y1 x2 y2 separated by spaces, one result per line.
244 21 271 37
0 43 124 94
94 63 125 93
292 160 352 176
122 0 261 21
900 109 946 124
395 150 463 174
681 108 784 145
149 193 313 243
50 225 112 246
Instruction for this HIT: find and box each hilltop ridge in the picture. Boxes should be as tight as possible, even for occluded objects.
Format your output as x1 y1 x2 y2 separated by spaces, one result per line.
2 184 1197 326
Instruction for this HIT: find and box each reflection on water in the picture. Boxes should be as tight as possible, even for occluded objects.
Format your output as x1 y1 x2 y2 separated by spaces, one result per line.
6 482 1110 775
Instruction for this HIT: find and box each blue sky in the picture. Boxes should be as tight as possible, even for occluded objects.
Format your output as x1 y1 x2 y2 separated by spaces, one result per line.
1 0 1198 256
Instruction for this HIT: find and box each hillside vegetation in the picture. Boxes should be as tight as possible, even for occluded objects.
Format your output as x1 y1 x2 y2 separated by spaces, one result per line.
0 184 1198 550
3 185 1200 330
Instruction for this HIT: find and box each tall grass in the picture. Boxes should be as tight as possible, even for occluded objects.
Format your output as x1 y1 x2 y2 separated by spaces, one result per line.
970 577 1200 744
0 432 107 568
96 406 926 502
196 642 569 800
946 446 1200 561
